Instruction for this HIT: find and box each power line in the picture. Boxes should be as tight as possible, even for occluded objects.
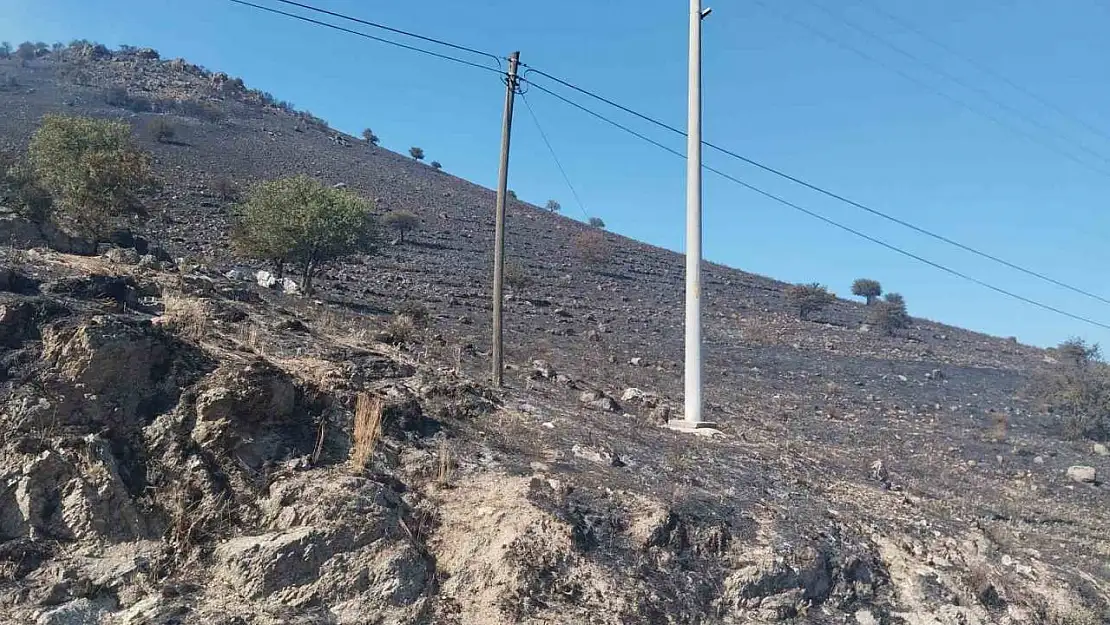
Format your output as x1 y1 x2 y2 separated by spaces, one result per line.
225 0 503 75
799 0 1110 169
268 0 506 67
852 0 1110 146
520 92 592 221
524 79 1110 332
520 71 1110 309
750 0 1110 180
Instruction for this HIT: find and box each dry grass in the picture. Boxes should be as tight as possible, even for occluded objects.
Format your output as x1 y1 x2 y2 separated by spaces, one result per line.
163 292 210 341
436 441 453 488
350 393 384 471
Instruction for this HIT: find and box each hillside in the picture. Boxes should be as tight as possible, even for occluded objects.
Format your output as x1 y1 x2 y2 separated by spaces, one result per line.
0 44 1107 625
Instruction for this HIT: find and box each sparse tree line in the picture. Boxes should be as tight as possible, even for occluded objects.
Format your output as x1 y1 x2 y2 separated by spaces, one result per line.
785 278 909 334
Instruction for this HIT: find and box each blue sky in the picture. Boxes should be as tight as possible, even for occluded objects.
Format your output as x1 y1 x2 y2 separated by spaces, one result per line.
4 0 1110 348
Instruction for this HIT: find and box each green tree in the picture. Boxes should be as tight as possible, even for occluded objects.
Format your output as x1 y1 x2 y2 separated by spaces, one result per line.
869 292 910 334
409 146 425 161
28 114 154 241
588 216 605 229
16 42 36 61
786 283 835 321
0 153 53 221
430 161 442 170
0 42 11 59
232 175 375 293
851 278 882 305
361 128 379 145
545 200 561 213
383 210 420 244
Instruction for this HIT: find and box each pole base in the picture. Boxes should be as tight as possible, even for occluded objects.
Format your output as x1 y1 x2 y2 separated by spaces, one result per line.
664 419 722 436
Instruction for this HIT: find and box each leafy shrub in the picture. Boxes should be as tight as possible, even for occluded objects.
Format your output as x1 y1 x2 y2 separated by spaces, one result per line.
28 114 155 241
588 216 605 229
786 282 835 320
383 210 420 244
1030 340 1110 441
231 175 375 293
362 128 379 145
430 161 442 171
16 42 36 61
868 292 910 334
851 278 882 305
148 116 176 143
545 200 561 213
0 155 53 221
409 147 425 161
503 261 533 290
573 230 609 268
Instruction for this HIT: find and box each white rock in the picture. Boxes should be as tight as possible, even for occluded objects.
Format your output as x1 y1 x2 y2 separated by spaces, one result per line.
1093 443 1109 457
1066 465 1096 484
255 270 277 289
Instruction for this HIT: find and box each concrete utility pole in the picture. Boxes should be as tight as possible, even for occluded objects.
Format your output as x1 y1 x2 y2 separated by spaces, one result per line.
683 1 712 427
491 51 520 388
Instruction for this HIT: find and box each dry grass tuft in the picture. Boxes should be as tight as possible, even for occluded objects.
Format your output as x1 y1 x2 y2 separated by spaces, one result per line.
436 441 453 488
350 393 384 471
163 292 209 341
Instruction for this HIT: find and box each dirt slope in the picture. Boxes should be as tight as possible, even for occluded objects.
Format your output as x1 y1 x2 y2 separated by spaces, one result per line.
0 46 1107 624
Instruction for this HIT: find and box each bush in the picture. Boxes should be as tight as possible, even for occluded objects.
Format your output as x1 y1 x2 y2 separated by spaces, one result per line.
396 301 430 328
868 292 910 334
573 230 609 268
786 282 835 320
0 42 11 59
231 175 375 293
851 278 882 305
382 210 420 244
545 200 561 213
28 114 155 241
1030 341 1110 441
430 161 442 171
104 86 153 112
361 128 379 145
0 156 53 221
503 261 533 290
409 147 425 161
588 216 606 229
16 42 36 61
148 116 176 143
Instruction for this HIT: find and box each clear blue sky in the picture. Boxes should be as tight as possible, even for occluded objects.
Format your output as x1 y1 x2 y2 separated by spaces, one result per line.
4 0 1110 348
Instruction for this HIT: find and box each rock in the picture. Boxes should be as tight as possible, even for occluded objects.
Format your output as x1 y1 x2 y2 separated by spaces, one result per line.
36 598 112 625
0 214 95 255
1033 456 1045 465
225 267 254 281
854 609 879 625
869 460 889 484
530 359 557 380
629 357 646 367
255 270 277 289
279 277 299 294
1066 465 1096 484
103 247 140 264
925 369 944 380
1094 443 1109 457
578 390 620 412
572 444 625 467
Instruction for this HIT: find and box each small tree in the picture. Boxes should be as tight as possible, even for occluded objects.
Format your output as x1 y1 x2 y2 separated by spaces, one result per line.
362 128 379 145
851 278 882 305
149 116 176 143
383 210 420 244
409 147 425 161
1057 337 1102 367
507 190 517 200
545 200 561 213
16 42 36 61
869 292 910 334
573 230 609 268
232 175 375 292
786 283 835 320
588 217 605 229
0 43 11 59
430 161 442 171
28 114 154 241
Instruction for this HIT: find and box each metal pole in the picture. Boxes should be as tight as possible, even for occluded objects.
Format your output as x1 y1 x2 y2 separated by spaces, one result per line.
684 1 704 423
492 51 520 387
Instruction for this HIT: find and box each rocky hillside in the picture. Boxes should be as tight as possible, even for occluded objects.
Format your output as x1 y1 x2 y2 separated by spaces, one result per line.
0 44 1107 625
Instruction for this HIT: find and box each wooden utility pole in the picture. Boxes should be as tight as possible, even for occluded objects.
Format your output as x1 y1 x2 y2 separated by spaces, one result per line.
491 51 520 387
